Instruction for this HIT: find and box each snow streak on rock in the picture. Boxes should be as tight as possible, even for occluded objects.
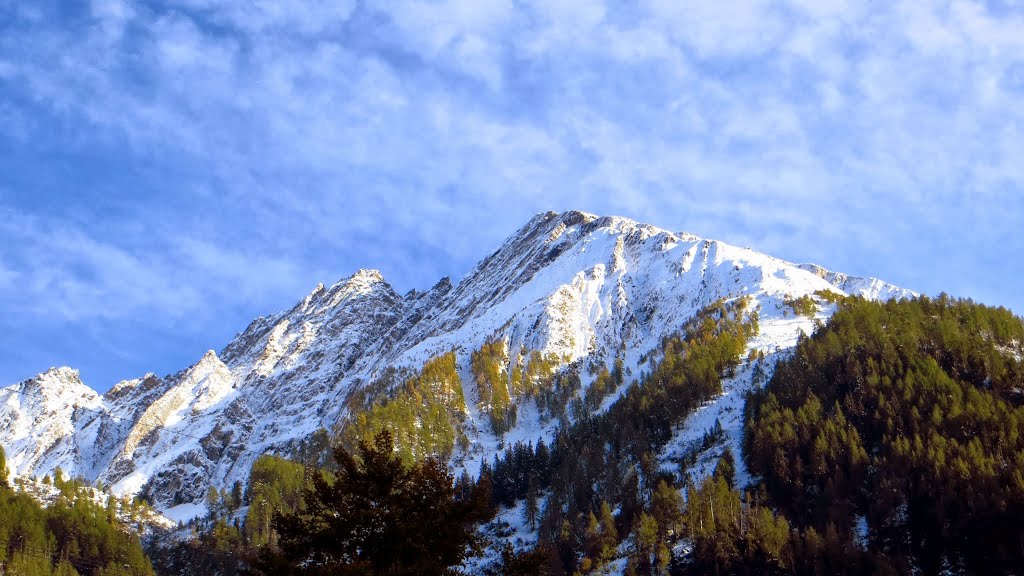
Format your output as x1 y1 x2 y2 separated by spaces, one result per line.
0 211 913 519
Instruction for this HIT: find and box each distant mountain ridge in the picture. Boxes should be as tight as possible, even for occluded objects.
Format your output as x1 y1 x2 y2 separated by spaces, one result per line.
0 210 915 519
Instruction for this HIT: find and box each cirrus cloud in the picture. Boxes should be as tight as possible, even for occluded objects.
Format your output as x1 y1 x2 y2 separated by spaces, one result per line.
0 0 1021 389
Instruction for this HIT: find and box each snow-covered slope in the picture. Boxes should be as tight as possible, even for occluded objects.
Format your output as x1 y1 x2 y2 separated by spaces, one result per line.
0 211 915 518
0 367 103 476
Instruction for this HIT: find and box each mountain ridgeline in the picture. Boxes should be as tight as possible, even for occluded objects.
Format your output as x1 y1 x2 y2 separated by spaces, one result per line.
161 294 1024 576
0 211 911 511
3 211 1020 574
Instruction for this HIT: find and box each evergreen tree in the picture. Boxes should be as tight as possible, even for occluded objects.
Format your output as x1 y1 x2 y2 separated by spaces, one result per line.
523 479 539 531
713 447 736 490
207 486 221 520
486 543 554 576
651 480 684 541
253 430 491 575
229 481 243 512
597 500 619 566
634 512 659 572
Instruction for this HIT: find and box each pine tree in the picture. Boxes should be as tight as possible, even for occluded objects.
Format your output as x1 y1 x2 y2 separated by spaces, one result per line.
206 486 221 520
714 447 736 490
524 478 539 531
597 500 618 566
229 480 243 512
254 430 491 575
651 480 684 540
636 511 659 569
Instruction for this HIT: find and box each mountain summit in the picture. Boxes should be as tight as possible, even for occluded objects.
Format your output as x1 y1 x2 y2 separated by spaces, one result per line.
0 211 913 518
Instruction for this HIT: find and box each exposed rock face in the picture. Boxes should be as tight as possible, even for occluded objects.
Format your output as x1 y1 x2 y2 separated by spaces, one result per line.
0 211 915 514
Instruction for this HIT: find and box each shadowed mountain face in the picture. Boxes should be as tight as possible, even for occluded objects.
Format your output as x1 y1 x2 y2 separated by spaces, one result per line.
0 211 913 516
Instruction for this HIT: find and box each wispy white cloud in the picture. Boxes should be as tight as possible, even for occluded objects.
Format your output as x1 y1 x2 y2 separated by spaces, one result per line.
643 0 790 58
0 207 324 325
0 211 195 323
0 0 1022 387
173 0 358 36
90 0 135 44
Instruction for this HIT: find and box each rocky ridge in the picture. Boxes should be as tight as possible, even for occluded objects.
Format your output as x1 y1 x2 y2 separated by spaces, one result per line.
0 211 915 519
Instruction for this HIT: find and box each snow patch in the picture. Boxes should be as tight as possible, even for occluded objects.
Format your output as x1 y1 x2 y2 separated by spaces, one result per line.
1 211 912 520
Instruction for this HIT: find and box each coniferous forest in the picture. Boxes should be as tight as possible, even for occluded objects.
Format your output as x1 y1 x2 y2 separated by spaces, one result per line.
0 447 156 575
5 295 1023 575
744 295 1024 575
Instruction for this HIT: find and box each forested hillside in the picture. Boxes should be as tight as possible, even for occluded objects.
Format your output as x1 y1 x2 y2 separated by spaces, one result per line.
0 447 155 576
0 211 912 516
150 295 1024 575
5 213 1020 575
744 295 1024 575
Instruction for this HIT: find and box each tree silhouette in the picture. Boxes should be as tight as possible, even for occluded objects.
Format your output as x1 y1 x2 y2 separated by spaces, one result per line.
251 430 491 575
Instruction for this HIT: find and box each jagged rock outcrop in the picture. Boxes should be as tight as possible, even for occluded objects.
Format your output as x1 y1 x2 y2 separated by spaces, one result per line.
0 211 915 517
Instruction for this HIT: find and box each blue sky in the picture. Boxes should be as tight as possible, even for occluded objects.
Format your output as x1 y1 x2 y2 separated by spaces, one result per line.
1 0 1021 392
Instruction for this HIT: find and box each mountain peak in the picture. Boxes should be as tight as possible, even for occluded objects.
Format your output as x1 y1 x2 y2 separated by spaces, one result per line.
513 211 597 242
41 366 81 381
18 366 98 406
352 268 385 281
30 366 85 391
0 210 918 519
332 268 390 293
556 209 599 226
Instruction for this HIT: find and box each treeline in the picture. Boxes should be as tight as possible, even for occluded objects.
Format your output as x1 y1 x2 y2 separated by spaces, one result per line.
0 447 155 576
482 294 1024 575
472 340 567 435
155 293 1024 575
342 352 468 465
482 296 758 574
152 296 758 575
148 452 309 576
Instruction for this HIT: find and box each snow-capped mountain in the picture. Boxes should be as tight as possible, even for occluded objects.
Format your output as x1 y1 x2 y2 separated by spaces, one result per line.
0 211 914 519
